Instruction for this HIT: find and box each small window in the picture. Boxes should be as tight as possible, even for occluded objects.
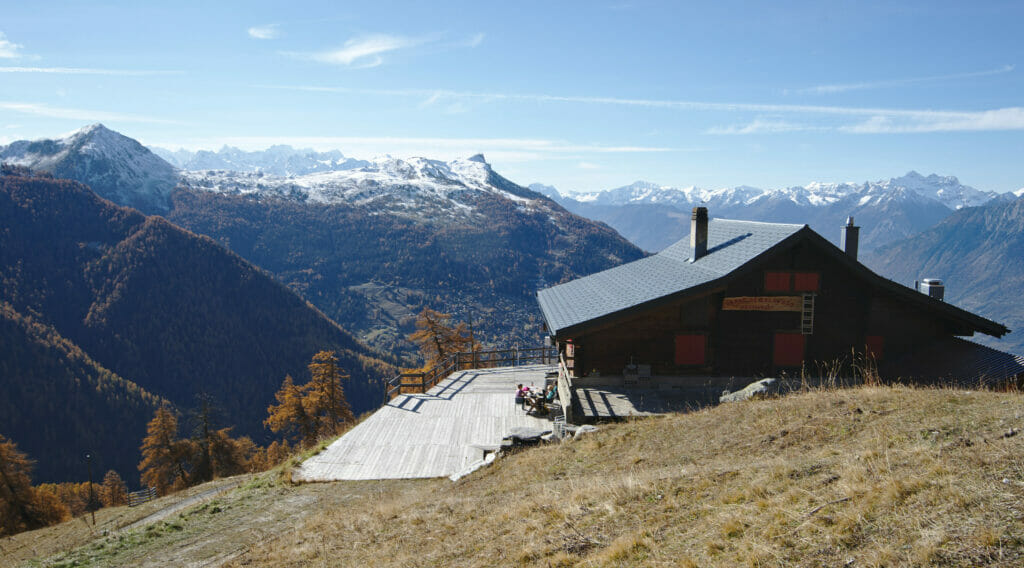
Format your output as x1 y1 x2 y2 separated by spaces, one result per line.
773 332 804 367
675 334 706 365
765 272 792 292
865 335 884 360
793 272 820 292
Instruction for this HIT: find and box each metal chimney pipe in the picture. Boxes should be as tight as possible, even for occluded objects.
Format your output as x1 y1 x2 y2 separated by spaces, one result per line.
841 216 859 261
690 207 708 262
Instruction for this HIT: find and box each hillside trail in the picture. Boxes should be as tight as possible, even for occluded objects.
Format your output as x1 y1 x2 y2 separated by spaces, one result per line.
119 479 243 533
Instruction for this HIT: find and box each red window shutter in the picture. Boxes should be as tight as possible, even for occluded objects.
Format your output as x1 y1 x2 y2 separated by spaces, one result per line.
765 271 791 292
675 334 706 365
793 272 820 292
865 335 884 360
773 333 804 367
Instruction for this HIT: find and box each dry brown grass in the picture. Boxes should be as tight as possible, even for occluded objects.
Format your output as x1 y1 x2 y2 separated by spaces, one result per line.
11 384 1023 567
232 385 1024 567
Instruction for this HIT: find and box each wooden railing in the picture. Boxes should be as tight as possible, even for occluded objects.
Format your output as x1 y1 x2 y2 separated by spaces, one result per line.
386 346 557 399
127 486 157 507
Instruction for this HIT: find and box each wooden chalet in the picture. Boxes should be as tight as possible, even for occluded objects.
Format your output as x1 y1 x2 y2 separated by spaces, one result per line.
537 208 1024 421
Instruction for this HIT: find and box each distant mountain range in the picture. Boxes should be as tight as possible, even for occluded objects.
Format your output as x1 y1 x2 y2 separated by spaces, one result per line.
0 125 642 364
151 145 370 177
864 194 1024 355
535 173 1002 252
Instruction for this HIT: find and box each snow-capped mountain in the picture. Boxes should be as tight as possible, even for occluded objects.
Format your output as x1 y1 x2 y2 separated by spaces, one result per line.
0 123 178 212
0 124 641 362
545 172 1002 252
178 153 545 222
150 144 370 177
1 125 551 222
565 172 995 212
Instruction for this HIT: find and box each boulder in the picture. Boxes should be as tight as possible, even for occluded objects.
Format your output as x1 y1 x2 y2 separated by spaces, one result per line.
572 425 600 439
720 378 778 403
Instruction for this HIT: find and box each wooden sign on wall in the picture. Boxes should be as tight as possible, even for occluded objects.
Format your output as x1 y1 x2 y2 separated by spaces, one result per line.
722 296 803 312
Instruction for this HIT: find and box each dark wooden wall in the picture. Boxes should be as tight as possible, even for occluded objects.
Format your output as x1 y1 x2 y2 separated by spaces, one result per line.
564 237 967 378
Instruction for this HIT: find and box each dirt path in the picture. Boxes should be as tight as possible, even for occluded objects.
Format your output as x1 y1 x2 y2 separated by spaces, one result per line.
119 480 242 533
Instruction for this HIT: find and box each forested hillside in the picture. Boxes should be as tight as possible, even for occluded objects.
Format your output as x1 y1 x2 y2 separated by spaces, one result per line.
0 302 164 482
0 166 394 482
167 174 642 362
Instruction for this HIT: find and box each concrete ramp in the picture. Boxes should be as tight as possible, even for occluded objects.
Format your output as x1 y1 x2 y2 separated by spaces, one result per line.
295 365 555 481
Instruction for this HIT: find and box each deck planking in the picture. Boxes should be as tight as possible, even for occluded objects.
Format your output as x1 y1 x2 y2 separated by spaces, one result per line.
296 364 555 481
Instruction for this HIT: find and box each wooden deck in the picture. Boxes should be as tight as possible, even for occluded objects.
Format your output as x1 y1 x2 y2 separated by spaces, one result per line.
296 364 556 481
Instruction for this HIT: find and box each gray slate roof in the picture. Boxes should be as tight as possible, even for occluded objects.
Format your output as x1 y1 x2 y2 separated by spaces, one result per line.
537 219 805 336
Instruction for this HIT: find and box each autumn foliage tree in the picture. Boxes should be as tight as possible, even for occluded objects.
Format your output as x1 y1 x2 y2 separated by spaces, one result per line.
188 395 255 483
266 351 354 447
138 406 194 496
0 434 67 536
408 308 475 369
264 375 314 446
101 470 128 507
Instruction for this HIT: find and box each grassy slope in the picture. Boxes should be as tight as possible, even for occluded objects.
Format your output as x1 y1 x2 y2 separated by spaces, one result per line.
11 385 1024 567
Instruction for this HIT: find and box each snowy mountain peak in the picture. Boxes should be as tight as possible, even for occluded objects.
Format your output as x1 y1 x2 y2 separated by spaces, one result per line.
71 122 109 136
883 171 991 209
467 153 487 164
0 124 178 213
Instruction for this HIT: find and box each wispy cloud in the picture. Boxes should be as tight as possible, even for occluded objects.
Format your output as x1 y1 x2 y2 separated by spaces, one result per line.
248 24 280 40
290 34 434 68
797 65 1015 95
0 66 182 76
258 83 1024 134
0 32 25 58
0 101 178 124
465 33 485 48
707 119 822 135
577 161 602 169
841 108 1024 133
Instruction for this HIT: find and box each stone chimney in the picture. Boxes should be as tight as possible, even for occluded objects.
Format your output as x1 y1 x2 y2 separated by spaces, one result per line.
690 207 709 262
841 216 859 261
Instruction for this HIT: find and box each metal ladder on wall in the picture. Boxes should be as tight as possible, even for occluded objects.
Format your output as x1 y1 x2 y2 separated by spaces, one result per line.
801 293 815 335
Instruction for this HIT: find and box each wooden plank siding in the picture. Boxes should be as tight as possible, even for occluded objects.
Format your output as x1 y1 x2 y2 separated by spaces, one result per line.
560 238 974 381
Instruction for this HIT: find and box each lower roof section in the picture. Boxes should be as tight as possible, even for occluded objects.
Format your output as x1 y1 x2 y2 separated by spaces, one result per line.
881 337 1024 386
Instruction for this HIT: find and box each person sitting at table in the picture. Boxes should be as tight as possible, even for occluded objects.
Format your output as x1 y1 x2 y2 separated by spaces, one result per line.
515 384 528 408
544 383 557 404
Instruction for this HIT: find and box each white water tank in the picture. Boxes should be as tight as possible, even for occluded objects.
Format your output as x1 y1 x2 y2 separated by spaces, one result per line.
917 278 945 301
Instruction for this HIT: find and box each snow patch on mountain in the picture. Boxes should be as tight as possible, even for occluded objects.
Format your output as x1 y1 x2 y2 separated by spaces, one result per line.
178 154 547 221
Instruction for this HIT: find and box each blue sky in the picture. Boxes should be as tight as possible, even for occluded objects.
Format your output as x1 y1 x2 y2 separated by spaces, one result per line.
1 0 1023 193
